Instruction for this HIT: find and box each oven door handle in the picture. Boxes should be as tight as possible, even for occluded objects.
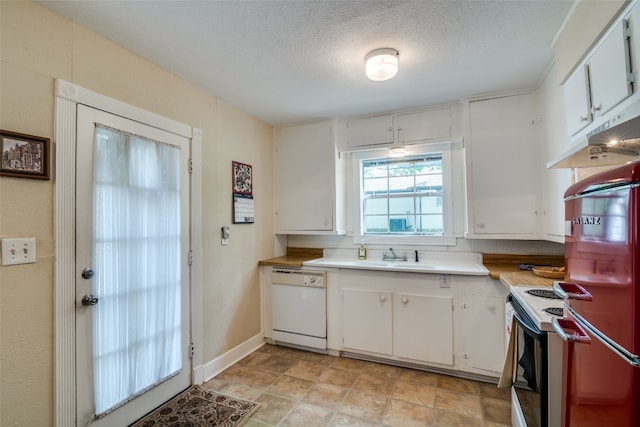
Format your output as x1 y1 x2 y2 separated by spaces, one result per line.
512 311 543 340
551 317 591 343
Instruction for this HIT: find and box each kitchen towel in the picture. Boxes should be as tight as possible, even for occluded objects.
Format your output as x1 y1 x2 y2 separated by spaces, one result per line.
498 317 518 388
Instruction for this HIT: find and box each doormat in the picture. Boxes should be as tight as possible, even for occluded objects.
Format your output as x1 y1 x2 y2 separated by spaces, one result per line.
130 385 260 427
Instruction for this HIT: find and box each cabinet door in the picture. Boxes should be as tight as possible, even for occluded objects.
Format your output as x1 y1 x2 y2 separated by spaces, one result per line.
344 115 394 149
628 3 640 79
397 108 451 144
274 121 335 232
543 168 571 241
342 289 392 355
588 20 632 119
563 66 592 136
393 293 453 366
461 294 505 373
467 93 539 237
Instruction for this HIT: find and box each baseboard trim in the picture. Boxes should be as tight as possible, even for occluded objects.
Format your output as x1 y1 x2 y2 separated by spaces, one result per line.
201 333 265 382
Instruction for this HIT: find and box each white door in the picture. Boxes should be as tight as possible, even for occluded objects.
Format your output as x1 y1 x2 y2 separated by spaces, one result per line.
75 105 191 426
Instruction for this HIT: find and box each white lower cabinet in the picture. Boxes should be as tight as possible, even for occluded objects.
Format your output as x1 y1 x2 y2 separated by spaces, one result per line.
342 288 393 355
339 270 506 377
454 277 508 376
340 271 454 367
393 293 453 365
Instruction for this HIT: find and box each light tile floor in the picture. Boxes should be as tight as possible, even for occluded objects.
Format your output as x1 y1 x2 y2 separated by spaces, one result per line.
203 344 511 426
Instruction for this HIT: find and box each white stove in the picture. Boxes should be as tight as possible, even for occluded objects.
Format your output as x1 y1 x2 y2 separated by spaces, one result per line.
506 285 564 427
509 285 564 332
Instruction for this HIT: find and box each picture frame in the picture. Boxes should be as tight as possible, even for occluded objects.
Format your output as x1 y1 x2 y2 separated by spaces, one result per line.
232 161 252 195
233 193 255 224
1 130 50 180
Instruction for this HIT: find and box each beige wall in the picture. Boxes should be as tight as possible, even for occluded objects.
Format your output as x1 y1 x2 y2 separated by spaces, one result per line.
0 2 274 425
554 0 627 84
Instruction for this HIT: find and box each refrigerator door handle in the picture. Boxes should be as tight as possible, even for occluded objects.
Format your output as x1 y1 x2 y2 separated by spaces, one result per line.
551 317 591 343
568 308 640 367
553 281 593 301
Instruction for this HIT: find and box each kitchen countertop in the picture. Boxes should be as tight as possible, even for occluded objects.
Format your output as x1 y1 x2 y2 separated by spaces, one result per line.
260 250 565 287
482 253 565 288
258 247 324 268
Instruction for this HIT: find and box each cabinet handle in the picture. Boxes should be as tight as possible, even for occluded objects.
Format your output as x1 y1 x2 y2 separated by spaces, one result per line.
591 104 602 114
401 297 409 304
579 115 589 123
387 127 393 132
379 295 387 302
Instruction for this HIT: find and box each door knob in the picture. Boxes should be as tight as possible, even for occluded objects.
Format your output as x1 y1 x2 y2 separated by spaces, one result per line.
82 294 99 306
81 268 94 279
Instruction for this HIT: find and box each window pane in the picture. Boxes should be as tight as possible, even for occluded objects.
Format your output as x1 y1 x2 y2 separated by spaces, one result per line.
363 177 388 194
416 174 442 190
364 216 388 233
418 196 443 214
390 216 413 232
390 163 414 176
416 215 444 235
389 197 415 215
389 176 414 192
363 198 388 215
363 163 389 178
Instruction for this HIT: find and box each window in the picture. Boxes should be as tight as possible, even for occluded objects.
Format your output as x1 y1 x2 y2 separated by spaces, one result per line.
350 141 461 245
362 154 444 235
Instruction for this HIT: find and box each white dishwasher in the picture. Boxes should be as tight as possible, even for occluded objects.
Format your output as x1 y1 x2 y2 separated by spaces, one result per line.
271 268 327 350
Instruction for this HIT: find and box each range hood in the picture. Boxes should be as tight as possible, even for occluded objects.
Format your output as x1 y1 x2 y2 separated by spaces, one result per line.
549 101 640 169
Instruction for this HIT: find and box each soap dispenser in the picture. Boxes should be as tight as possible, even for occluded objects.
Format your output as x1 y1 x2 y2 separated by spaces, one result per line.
358 241 367 260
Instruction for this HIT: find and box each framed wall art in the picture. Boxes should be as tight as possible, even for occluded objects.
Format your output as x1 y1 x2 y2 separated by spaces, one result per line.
232 161 252 195
1 130 50 180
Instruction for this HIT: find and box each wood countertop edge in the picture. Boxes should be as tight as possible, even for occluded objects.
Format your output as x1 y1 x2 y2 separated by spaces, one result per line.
259 248 324 268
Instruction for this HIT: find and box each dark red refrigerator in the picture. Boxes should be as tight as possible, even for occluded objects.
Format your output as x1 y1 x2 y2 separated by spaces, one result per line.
553 160 640 426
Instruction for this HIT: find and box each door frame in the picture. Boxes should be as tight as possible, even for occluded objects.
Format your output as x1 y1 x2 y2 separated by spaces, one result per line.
53 79 203 426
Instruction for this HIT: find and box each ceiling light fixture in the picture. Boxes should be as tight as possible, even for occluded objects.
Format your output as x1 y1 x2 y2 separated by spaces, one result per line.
365 48 399 81
389 147 406 158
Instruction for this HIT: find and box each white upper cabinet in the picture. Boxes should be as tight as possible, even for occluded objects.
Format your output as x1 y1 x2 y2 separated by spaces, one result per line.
273 120 345 234
342 114 394 150
563 66 592 136
628 2 640 76
588 20 632 119
336 105 459 151
563 18 632 137
396 108 451 144
466 93 539 239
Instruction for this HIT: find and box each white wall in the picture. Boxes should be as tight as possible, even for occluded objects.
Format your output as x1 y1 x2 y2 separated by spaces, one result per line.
0 2 274 425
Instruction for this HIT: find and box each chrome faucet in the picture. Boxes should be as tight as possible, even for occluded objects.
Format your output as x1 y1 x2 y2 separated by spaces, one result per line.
383 248 407 261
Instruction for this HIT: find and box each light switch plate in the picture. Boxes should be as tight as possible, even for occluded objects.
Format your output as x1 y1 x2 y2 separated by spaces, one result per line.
1 238 37 266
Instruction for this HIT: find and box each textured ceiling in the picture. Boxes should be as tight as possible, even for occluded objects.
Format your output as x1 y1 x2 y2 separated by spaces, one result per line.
38 0 575 125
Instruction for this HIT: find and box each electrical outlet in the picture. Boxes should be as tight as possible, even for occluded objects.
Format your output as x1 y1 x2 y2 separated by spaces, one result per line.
1 238 37 266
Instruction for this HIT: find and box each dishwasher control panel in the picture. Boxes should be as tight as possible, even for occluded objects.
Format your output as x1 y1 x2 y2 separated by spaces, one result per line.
272 269 326 288
304 274 323 287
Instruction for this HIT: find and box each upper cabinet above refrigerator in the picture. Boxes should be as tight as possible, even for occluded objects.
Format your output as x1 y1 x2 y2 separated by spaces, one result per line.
564 20 632 138
588 20 633 119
